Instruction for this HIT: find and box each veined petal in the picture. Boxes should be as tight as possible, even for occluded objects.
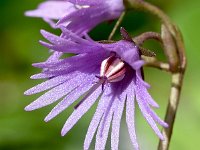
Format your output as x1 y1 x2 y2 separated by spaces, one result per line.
57 3 122 35
40 29 74 46
32 54 85 69
111 95 126 150
45 75 95 122
95 97 116 150
136 79 167 127
64 8 111 35
126 81 139 150
143 99 168 127
24 75 70 95
136 93 164 140
136 77 159 108
25 81 70 111
84 87 111 150
34 52 106 70
60 27 94 45
25 72 91 111
46 51 63 62
136 72 151 89
61 86 102 136
40 30 102 54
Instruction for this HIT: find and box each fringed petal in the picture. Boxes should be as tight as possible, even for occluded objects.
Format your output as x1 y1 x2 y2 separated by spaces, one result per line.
111 94 126 150
61 86 102 136
24 75 71 95
95 98 116 150
44 75 95 122
136 93 164 140
136 77 159 108
136 79 167 127
33 52 106 70
84 87 111 150
126 81 139 150
45 51 62 62
61 27 94 45
40 30 101 54
40 29 74 46
25 72 91 111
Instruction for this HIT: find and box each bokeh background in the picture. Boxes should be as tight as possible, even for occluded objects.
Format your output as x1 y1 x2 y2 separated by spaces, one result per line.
0 0 199 149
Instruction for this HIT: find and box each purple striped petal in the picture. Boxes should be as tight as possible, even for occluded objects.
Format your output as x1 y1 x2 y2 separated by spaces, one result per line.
84 87 111 150
46 51 63 62
25 82 73 111
60 27 94 45
136 80 167 127
33 52 106 70
40 30 74 46
111 95 126 150
24 75 70 95
45 75 95 122
137 78 159 108
39 32 97 54
136 93 164 140
95 98 116 150
126 81 139 150
61 86 102 136
25 72 91 111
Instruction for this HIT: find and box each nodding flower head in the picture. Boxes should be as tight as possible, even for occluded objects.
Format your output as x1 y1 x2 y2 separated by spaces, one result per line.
25 27 168 150
25 0 125 35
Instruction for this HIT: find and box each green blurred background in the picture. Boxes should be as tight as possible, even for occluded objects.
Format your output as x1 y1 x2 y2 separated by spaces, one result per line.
0 0 199 149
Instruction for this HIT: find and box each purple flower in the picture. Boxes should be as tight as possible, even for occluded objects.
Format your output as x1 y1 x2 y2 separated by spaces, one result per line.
25 28 168 150
26 0 124 35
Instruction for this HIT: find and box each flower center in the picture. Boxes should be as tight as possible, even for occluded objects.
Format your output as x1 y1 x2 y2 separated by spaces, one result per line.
100 53 127 83
74 54 127 109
